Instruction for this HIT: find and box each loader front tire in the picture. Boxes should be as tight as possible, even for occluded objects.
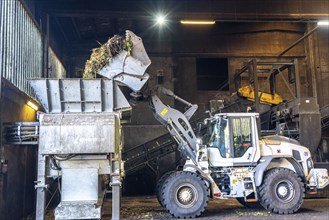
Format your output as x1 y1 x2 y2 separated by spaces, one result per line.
156 171 175 207
259 168 304 214
161 171 209 218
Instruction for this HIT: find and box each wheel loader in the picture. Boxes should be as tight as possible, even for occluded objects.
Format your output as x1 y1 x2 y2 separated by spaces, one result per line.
150 86 329 218
74 30 328 219
97 32 328 218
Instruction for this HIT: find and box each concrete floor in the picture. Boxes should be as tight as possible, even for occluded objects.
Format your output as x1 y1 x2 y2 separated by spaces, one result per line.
102 196 329 220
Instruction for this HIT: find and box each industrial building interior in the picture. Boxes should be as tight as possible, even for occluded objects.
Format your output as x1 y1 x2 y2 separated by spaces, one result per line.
0 0 329 219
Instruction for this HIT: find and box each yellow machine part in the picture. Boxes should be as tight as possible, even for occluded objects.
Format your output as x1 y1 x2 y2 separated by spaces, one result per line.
238 86 283 105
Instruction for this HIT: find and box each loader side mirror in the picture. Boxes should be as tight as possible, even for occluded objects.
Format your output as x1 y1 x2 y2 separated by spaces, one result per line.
205 110 213 117
196 122 203 136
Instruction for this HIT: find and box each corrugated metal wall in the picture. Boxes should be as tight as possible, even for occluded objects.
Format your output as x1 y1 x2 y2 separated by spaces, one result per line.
49 47 66 78
0 0 43 96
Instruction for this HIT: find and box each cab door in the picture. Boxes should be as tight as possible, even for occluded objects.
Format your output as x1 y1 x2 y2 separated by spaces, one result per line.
206 116 235 167
230 116 260 166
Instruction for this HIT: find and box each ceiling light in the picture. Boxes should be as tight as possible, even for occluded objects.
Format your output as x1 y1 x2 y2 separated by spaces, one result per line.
156 15 166 25
180 20 216 25
317 21 329 26
27 101 38 111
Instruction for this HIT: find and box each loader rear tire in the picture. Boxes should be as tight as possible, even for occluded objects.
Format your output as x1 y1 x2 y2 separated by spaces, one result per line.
156 171 175 207
161 171 209 218
259 168 304 214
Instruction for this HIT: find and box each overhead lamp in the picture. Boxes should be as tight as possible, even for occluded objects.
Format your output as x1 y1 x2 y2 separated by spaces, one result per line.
180 20 216 25
156 14 167 26
27 101 38 111
317 21 329 26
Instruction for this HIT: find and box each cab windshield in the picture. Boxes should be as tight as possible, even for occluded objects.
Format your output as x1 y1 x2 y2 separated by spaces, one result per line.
203 116 230 158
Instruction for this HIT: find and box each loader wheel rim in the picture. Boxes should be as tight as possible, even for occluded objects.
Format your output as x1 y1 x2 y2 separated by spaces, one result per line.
175 183 198 208
275 180 295 202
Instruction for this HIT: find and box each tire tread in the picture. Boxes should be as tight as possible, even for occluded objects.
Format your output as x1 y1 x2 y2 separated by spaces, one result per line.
259 168 305 215
161 171 209 218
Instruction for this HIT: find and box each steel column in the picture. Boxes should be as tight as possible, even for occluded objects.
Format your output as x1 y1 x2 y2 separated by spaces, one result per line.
251 59 261 134
294 59 301 98
35 153 46 220
111 159 121 220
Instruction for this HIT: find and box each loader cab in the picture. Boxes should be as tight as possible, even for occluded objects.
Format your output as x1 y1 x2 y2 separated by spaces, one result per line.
204 113 261 167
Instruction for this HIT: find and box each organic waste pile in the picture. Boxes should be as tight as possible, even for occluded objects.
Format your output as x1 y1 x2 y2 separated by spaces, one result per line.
83 34 133 79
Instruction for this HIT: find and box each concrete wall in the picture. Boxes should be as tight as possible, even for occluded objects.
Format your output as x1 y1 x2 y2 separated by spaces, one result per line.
314 28 329 108
311 26 329 161
128 57 175 126
302 24 329 162
124 56 175 146
0 79 38 220
172 23 308 109
174 57 232 116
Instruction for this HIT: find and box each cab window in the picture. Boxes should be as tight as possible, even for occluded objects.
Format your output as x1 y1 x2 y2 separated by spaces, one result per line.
231 117 253 158
206 117 230 158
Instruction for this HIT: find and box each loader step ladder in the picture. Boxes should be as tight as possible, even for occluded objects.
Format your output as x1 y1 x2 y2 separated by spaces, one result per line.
242 176 258 202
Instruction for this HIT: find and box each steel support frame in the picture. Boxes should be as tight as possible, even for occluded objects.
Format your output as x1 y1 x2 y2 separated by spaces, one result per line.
233 58 302 134
35 153 47 220
233 59 300 101
110 155 121 220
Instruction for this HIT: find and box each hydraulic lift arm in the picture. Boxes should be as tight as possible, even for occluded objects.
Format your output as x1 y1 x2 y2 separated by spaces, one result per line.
156 86 198 120
148 87 222 198
149 86 199 165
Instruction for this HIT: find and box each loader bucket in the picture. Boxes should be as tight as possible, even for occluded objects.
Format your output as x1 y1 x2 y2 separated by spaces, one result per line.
114 73 150 92
98 30 151 78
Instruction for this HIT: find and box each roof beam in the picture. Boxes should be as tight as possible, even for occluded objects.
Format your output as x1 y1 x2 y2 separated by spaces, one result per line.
48 10 329 22
71 17 81 39
38 0 329 22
